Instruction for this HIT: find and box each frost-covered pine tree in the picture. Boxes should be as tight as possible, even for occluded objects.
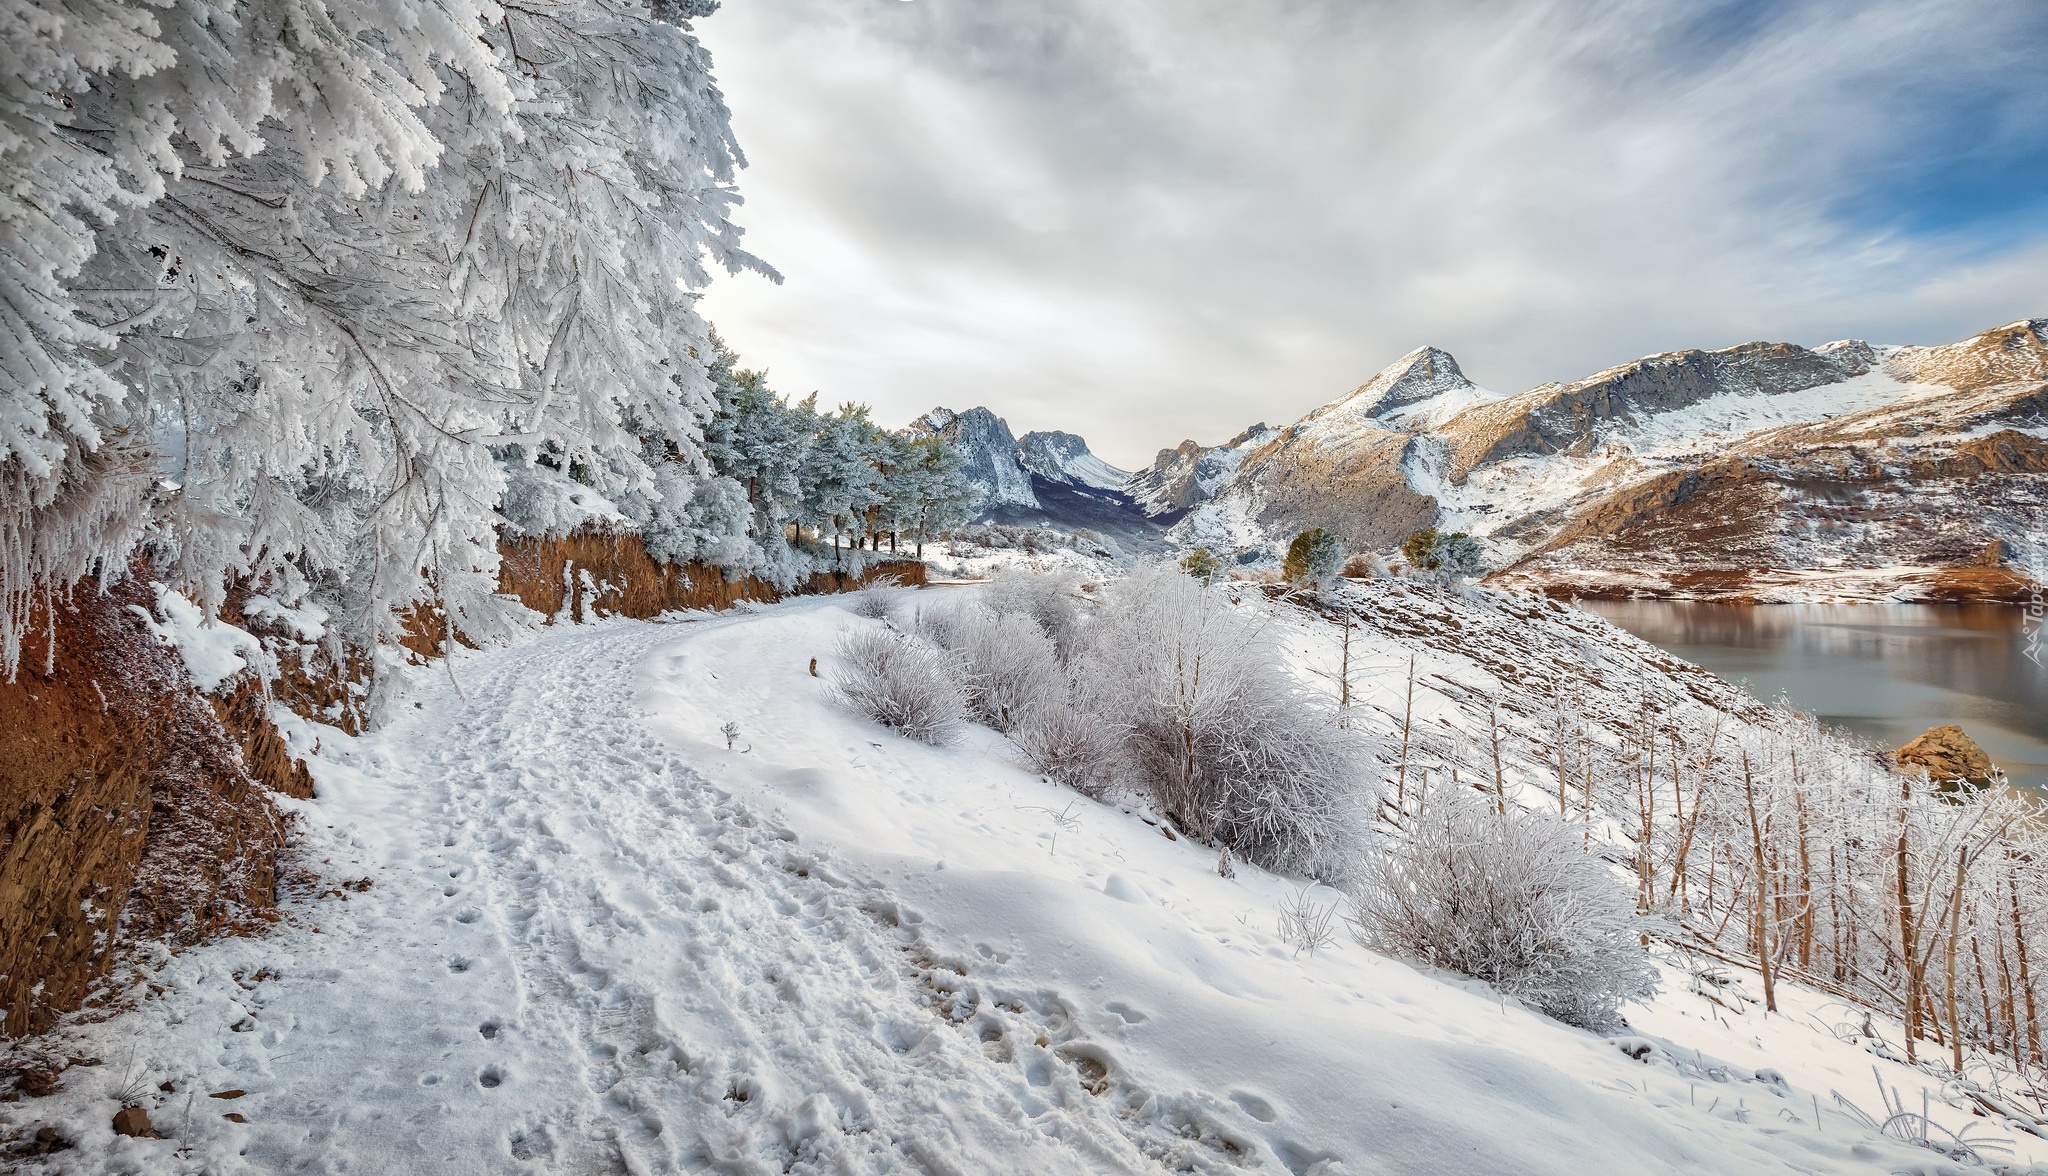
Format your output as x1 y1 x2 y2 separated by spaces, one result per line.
900 436 978 558
801 404 883 559
2 0 772 677
700 337 810 525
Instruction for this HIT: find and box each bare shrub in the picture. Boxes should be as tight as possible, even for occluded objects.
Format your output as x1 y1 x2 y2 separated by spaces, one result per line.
1083 563 1368 880
908 596 969 650
1350 782 1658 1030
827 628 966 745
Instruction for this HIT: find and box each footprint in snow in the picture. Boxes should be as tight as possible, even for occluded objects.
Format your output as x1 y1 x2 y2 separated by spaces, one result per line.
1228 1090 1278 1123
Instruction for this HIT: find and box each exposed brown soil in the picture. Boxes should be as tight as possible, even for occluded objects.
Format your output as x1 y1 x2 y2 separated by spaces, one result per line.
1494 563 2041 606
210 677 316 800
490 532 925 630
1923 567 2041 604
0 580 285 1039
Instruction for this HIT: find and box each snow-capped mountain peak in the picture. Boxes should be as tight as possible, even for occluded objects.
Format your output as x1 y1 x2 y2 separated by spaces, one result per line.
914 406 960 433
1126 423 1278 517
1016 430 1132 492
908 408 1166 543
1310 345 1504 431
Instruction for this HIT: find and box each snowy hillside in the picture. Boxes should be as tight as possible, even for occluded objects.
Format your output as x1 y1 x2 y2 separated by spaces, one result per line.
10 582 2046 1174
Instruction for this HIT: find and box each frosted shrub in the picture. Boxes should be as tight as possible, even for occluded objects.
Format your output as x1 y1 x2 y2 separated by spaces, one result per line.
985 568 1084 660
1350 784 1658 1031
953 608 1065 732
1085 564 1367 879
828 628 966 745
846 576 905 621
1010 690 1125 796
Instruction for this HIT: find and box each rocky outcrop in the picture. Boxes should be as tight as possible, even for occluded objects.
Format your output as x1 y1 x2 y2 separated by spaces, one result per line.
1440 340 1869 479
1887 319 2048 392
1128 424 1276 517
1896 724 1998 788
0 580 287 1038
1904 430 2048 479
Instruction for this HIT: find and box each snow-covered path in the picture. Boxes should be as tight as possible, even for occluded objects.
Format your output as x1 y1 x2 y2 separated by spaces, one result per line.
11 598 2031 1174
396 617 1171 1173
18 616 1209 1173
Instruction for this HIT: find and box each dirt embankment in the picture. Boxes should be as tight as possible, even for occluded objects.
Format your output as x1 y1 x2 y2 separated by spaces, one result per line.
494 533 925 627
396 532 926 661
0 581 287 1039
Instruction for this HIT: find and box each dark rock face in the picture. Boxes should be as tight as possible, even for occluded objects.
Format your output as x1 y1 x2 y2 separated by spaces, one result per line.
1442 340 1871 478
914 408 1164 540
980 476 1171 548
1897 724 1998 787
910 407 1037 511
1015 430 1129 491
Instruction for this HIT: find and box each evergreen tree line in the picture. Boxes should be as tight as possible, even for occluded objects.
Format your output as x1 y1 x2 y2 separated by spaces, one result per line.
500 335 980 588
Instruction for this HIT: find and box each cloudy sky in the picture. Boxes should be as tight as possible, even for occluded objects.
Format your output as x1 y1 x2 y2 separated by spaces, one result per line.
693 0 2048 470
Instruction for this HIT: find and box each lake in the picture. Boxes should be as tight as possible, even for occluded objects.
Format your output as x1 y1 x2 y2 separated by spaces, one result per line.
1579 601 2048 794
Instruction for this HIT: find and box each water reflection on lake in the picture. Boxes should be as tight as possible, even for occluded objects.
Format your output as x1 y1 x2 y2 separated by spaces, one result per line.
1579 602 2048 793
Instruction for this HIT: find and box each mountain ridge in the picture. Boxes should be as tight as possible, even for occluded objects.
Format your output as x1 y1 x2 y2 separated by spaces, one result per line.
981 316 2045 600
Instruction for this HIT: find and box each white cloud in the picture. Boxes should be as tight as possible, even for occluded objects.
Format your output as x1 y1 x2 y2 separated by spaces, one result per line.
696 0 2048 468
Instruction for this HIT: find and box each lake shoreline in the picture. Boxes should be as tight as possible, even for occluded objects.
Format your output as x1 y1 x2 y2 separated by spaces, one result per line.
1491 562 2042 606
1578 598 2047 795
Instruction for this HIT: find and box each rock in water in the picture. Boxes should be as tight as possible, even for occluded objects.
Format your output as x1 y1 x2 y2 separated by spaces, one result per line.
1896 724 1997 787
112 1106 151 1137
